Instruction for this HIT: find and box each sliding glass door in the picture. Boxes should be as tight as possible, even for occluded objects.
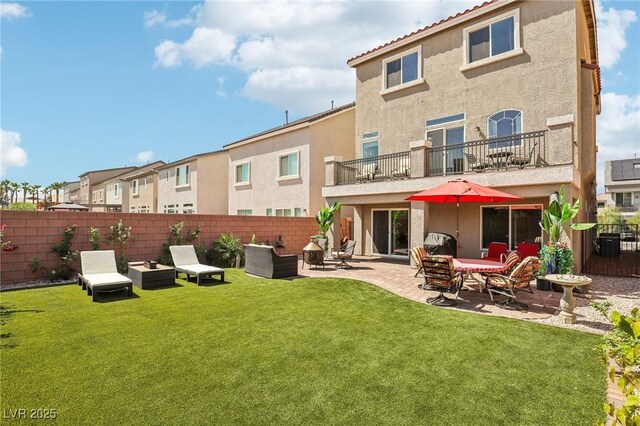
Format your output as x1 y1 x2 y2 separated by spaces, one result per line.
372 209 409 256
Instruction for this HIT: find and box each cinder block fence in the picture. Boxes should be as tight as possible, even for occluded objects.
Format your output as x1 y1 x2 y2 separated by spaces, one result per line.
0 211 318 286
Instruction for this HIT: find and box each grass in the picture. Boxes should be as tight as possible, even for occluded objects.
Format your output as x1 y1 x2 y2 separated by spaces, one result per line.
1 270 605 425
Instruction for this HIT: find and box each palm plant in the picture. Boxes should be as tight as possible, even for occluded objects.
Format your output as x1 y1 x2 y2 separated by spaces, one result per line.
31 184 41 207
51 181 65 204
207 234 243 268
20 181 30 203
0 179 10 206
315 202 342 237
9 182 19 204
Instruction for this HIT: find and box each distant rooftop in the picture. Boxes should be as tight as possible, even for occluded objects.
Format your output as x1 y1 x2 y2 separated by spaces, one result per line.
610 158 640 181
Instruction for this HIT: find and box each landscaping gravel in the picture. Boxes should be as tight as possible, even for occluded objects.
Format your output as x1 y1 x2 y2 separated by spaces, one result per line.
1 278 77 291
535 274 640 334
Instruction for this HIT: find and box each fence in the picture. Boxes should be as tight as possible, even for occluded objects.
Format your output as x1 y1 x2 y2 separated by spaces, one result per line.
336 151 411 185
582 223 639 277
0 211 318 286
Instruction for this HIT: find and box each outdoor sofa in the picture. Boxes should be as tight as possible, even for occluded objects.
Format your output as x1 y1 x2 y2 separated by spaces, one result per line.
244 244 298 279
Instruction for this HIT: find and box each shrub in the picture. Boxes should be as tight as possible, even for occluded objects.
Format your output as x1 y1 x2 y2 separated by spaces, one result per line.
7 203 36 211
28 257 44 274
89 227 101 250
207 234 243 268
107 220 135 273
50 225 78 281
158 222 205 266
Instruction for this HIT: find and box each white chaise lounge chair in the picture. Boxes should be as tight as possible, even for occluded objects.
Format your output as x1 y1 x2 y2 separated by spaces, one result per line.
169 245 225 285
78 250 133 302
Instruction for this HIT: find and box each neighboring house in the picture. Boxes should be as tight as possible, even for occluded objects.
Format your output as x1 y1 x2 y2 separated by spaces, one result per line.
62 181 80 203
78 166 137 208
91 161 165 212
603 158 640 221
323 0 599 271
156 151 228 214
225 103 355 217
121 166 164 213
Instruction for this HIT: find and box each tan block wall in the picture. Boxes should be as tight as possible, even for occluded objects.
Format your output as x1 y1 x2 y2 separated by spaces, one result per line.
0 211 317 286
354 1 578 165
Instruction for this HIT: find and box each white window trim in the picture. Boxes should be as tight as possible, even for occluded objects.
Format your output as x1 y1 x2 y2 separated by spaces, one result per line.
132 179 139 196
113 183 119 199
461 8 522 72
234 161 251 186
370 208 410 258
479 204 543 250
486 109 524 152
425 113 466 129
175 165 190 188
380 46 425 95
277 150 300 181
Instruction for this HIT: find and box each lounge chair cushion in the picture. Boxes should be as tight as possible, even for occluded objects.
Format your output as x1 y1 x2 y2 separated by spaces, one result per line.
81 272 133 287
177 264 224 274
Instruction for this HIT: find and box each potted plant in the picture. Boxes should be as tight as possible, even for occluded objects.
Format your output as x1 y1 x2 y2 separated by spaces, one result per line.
537 187 594 291
314 202 341 253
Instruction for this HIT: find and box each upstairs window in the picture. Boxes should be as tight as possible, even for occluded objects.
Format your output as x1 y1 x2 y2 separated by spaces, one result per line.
176 164 190 186
236 162 250 184
488 109 522 149
113 183 119 198
132 179 139 195
362 131 379 159
279 152 299 178
382 47 421 91
463 9 521 68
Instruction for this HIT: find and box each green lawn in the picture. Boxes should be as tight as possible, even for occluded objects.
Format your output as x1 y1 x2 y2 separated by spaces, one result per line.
1 270 605 425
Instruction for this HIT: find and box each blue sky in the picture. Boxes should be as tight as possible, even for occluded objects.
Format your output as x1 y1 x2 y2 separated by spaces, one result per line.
1 1 639 193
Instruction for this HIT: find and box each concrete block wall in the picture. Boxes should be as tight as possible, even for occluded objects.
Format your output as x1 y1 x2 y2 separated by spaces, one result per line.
0 211 318 286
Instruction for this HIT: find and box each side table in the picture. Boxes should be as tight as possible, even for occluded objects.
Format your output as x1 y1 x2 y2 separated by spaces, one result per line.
128 263 176 289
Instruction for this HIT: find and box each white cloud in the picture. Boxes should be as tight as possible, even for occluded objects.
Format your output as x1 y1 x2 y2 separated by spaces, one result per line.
152 0 479 113
0 129 28 176
0 2 29 20
144 6 200 29
155 27 235 68
136 151 155 163
144 10 166 28
596 92 640 189
595 1 637 69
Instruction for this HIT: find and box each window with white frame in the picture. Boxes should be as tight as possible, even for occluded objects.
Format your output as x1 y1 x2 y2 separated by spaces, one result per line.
132 179 139 195
614 192 632 207
275 209 284 217
176 164 190 186
283 209 292 217
164 204 177 214
237 209 252 216
113 183 119 198
92 191 98 203
266 208 273 216
488 109 522 148
279 152 299 178
362 131 379 159
139 206 149 213
463 9 520 67
183 203 194 214
99 190 104 202
294 208 302 217
481 205 542 250
382 47 421 91
130 207 136 212
235 162 250 184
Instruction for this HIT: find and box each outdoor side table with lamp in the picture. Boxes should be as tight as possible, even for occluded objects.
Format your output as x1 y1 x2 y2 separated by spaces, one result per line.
543 274 592 324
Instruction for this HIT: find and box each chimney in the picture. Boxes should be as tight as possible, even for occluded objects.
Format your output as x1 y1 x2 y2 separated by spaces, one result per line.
331 100 334 109
285 110 289 125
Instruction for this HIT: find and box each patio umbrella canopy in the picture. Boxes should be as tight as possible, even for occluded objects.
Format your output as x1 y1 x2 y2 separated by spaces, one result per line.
406 179 523 255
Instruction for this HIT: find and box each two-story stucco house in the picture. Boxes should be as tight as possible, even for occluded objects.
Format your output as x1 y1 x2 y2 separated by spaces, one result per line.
78 166 137 208
121 166 164 213
156 150 228 214
225 103 355 218
90 161 166 212
603 158 640 221
62 181 80 203
323 0 600 271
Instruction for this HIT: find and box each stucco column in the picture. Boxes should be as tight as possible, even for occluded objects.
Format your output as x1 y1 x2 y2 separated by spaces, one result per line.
410 201 429 268
324 156 343 187
546 115 575 168
409 139 431 178
353 206 363 255
329 206 342 252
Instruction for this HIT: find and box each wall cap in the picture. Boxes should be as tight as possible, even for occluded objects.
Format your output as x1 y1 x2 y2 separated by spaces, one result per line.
324 156 343 164
547 114 574 128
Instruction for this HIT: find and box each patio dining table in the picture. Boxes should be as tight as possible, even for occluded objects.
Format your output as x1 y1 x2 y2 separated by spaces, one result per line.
453 258 509 297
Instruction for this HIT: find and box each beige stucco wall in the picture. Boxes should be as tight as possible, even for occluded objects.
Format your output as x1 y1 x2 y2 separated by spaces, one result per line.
354 1 578 168
197 152 229 215
157 161 198 213
79 168 136 206
128 174 157 212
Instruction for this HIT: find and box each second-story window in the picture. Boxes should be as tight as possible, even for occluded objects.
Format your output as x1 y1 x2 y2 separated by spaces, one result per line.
113 183 119 198
382 47 420 91
236 162 250 184
176 165 190 186
132 179 139 195
362 131 379 159
464 9 521 67
279 152 299 178
488 109 522 148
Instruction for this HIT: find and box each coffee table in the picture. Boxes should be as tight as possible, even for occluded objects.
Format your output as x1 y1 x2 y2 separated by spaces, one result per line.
543 274 592 324
128 263 176 289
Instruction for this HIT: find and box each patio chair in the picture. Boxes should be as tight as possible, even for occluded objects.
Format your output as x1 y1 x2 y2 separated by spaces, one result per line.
410 246 428 277
356 163 378 183
481 242 508 263
391 158 411 179
464 153 490 172
516 241 540 259
170 245 224 285
421 255 463 307
332 240 356 269
503 251 521 274
508 142 538 168
484 256 541 310
78 250 133 302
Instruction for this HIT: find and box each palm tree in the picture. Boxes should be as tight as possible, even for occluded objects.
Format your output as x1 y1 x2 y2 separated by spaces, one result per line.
20 181 30 203
0 179 10 206
51 181 65 204
31 184 41 207
9 182 19 204
43 185 52 206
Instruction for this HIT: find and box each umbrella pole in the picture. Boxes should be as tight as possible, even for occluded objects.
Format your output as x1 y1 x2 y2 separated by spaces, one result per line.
456 200 460 257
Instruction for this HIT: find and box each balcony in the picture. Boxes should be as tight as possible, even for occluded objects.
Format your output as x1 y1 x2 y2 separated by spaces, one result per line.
615 205 639 213
333 131 547 185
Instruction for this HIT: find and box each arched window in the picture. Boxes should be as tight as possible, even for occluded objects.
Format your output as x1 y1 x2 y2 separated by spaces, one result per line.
488 109 521 148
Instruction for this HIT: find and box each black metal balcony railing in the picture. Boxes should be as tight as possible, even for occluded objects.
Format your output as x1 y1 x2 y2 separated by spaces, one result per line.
336 151 411 185
615 205 639 213
334 130 547 185
427 130 546 177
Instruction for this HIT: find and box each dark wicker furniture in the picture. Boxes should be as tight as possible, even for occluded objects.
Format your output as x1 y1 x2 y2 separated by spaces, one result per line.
244 244 298 279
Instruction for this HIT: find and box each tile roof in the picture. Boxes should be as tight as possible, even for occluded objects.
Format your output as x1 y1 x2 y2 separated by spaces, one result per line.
224 102 355 148
347 0 501 65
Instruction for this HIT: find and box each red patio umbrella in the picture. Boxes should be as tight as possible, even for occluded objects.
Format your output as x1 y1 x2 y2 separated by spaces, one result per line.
405 179 523 255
